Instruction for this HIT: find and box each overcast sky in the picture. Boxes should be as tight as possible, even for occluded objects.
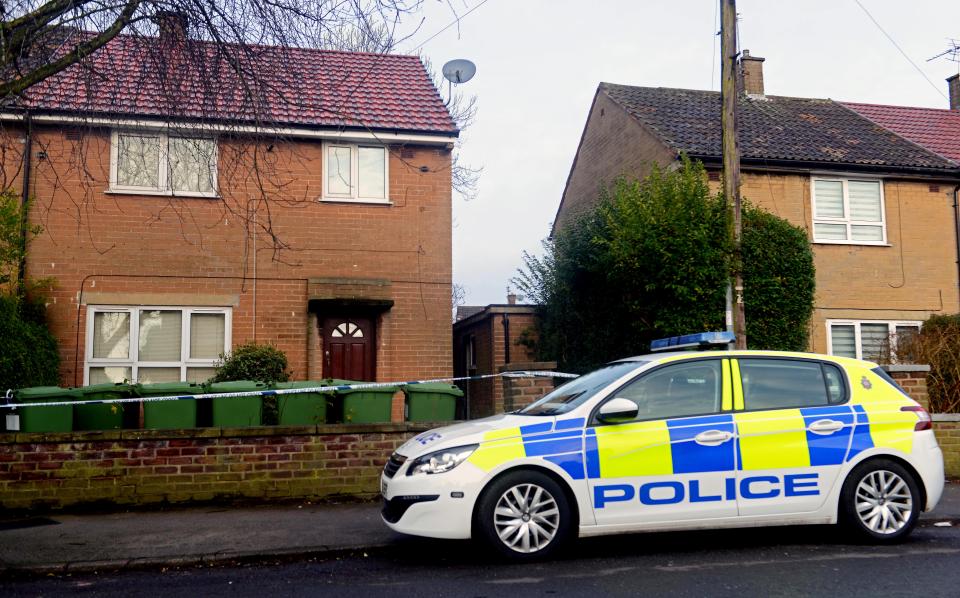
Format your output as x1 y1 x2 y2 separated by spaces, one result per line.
401 0 960 307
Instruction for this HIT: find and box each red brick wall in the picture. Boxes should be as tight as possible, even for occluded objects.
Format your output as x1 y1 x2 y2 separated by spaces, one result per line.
0 424 431 509
499 363 558 412
7 125 453 386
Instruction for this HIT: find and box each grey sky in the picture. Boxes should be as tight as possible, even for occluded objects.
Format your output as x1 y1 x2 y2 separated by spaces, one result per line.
403 0 960 306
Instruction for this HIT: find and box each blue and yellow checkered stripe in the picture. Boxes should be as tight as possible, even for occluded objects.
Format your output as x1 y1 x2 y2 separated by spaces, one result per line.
467 402 914 479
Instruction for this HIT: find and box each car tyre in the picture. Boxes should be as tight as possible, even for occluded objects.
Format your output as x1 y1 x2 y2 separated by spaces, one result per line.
475 470 573 561
840 458 921 543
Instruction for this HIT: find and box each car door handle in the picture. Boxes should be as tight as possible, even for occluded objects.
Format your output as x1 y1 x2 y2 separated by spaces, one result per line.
694 429 734 446
807 419 844 435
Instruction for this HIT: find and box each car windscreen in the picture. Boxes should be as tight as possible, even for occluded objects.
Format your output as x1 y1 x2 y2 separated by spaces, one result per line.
518 361 645 416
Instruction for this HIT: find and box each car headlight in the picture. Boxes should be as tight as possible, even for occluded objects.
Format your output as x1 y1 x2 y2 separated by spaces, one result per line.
407 444 478 476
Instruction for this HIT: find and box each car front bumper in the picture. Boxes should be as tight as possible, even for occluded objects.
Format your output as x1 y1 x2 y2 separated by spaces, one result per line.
380 462 486 540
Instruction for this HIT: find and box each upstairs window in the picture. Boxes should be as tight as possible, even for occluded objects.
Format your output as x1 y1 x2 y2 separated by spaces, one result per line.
322 142 388 203
811 178 886 245
111 131 217 196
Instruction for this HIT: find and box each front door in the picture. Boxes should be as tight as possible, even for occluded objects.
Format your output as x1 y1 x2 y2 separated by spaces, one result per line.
587 358 739 526
322 317 375 380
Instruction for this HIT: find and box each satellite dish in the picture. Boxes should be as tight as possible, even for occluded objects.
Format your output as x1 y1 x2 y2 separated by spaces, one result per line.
442 59 477 85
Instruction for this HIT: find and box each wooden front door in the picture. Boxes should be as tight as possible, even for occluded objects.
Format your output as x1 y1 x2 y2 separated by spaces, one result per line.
322 317 375 381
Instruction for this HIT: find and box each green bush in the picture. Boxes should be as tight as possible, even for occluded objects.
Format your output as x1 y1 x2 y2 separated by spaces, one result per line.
515 158 815 372
211 342 291 384
0 294 60 390
898 314 960 413
211 342 291 425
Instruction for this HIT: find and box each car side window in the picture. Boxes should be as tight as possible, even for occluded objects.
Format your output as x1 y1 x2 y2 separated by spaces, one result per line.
739 359 839 410
611 360 723 422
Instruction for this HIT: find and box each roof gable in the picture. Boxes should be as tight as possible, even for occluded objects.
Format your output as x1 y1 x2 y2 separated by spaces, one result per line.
18 33 457 135
601 83 956 172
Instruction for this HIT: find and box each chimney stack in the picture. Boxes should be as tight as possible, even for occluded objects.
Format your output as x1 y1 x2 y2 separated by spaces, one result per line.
507 293 517 305
740 50 765 96
154 10 189 44
949 74 960 111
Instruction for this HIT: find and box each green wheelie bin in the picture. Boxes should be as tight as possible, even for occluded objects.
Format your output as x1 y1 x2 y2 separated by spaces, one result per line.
338 382 398 424
75 382 131 430
403 383 464 422
10 387 78 433
208 380 266 427
138 381 203 429
274 380 336 426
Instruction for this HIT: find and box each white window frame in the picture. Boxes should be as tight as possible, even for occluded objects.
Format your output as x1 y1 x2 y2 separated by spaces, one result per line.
85 306 232 385
810 176 887 246
109 130 219 198
826 319 921 361
320 141 390 204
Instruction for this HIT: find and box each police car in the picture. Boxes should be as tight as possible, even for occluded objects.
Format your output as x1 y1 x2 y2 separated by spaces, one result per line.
381 332 944 560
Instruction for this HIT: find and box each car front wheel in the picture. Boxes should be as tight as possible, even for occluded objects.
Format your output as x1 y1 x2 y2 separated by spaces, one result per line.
475 470 573 560
840 458 921 543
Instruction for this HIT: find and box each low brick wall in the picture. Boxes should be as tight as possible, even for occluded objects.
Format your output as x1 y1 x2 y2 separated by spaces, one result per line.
933 415 960 479
499 361 559 412
0 424 432 510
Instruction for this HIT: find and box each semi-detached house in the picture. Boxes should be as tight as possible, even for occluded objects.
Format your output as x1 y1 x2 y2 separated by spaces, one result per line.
555 53 960 360
1 25 458 387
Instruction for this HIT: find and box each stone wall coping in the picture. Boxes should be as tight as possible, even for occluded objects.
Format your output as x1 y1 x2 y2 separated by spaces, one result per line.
0 422 440 445
881 364 931 373
498 361 559 373
933 413 960 422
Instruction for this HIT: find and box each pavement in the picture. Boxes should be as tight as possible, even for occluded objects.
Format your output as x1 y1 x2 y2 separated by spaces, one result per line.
2 481 958 575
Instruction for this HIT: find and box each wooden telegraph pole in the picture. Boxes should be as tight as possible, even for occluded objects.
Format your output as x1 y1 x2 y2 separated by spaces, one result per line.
720 0 747 349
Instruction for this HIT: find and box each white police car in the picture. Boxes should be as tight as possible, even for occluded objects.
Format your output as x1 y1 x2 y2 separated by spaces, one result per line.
381 333 944 560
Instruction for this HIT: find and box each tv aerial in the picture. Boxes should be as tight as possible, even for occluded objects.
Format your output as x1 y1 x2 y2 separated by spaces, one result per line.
441 59 477 103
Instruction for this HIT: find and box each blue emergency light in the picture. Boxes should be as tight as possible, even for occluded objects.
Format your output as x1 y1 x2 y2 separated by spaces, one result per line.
649 331 735 352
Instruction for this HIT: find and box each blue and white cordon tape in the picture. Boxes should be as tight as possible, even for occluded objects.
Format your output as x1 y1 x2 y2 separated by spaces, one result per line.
0 370 579 411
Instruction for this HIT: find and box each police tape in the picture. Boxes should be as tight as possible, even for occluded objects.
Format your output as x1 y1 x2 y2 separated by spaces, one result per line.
0 370 580 411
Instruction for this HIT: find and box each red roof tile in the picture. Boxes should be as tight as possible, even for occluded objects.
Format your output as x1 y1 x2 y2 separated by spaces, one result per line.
843 102 960 164
20 33 457 135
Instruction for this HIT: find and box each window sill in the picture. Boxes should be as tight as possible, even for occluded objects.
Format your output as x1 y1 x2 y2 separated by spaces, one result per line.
812 240 891 247
319 196 393 206
106 188 220 199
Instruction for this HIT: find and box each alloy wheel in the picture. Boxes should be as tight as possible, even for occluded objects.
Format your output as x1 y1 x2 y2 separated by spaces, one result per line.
493 483 560 553
855 469 914 535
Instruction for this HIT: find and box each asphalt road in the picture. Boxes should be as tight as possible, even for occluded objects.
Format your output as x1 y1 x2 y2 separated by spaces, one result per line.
4 521 959 597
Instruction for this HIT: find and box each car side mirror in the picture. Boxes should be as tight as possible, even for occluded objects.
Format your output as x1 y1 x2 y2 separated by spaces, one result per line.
597 398 638 424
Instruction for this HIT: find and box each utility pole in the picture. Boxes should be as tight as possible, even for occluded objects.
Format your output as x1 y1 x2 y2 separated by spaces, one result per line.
720 0 747 349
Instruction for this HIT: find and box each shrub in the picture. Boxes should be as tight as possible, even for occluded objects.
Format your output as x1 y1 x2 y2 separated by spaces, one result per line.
211 342 291 384
515 158 816 372
897 314 960 413
0 294 60 390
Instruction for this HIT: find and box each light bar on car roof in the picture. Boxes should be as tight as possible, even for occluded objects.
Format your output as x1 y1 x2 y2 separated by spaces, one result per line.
649 331 735 352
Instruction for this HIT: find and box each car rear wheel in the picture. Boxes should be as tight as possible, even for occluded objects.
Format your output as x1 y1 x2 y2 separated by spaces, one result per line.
840 458 920 543
475 470 573 560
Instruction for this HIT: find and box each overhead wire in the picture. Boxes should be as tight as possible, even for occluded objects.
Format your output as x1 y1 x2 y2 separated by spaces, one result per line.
853 0 949 101
410 0 493 52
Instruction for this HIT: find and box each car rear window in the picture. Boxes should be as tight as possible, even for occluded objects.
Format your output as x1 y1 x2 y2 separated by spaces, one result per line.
740 359 847 410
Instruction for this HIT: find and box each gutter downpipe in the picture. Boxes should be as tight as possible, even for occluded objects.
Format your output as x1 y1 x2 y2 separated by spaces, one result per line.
17 111 32 297
502 313 511 365
954 184 960 311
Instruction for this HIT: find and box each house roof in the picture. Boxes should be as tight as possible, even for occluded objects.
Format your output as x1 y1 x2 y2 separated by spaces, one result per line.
17 33 458 135
842 102 960 164
601 83 957 173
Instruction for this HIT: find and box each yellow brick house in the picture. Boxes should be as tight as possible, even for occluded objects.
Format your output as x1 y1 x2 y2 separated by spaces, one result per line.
553 54 960 359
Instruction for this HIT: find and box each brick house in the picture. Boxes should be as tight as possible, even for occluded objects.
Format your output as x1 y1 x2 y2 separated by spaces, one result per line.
1 27 458 387
452 294 539 417
554 53 960 360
